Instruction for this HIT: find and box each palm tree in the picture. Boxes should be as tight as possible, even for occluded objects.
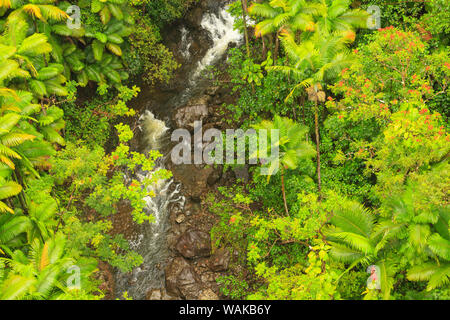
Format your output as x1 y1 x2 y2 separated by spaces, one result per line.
325 187 450 298
309 0 368 35
248 0 316 61
0 233 76 299
323 199 399 299
0 179 22 214
270 31 354 198
1 0 68 23
260 0 367 198
1 14 69 97
253 115 316 216
0 212 31 254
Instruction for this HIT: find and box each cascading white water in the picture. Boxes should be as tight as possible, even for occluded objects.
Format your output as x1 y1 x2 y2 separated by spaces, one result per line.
115 4 241 300
114 111 184 299
191 6 243 80
179 26 192 60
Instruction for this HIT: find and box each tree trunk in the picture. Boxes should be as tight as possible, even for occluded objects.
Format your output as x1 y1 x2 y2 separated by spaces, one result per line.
274 32 279 64
281 168 289 216
314 102 322 200
262 36 267 60
241 0 251 57
241 0 254 94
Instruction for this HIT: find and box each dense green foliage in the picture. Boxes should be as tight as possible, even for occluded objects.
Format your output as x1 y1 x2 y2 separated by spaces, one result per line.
0 0 181 299
211 0 449 300
0 0 448 301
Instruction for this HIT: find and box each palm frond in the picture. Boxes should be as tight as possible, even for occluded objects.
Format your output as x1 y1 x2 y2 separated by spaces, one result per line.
426 263 450 291
428 233 450 260
0 180 22 200
328 241 364 263
1 133 35 147
407 263 439 282
248 2 280 19
330 202 374 238
0 214 30 243
331 231 374 254
18 33 52 56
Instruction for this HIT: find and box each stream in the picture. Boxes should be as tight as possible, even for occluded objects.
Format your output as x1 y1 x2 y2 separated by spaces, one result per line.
113 2 243 300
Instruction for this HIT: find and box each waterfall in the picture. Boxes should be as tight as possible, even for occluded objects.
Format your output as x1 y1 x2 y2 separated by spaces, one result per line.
171 4 243 109
179 26 192 60
191 6 243 80
114 3 240 300
114 111 185 299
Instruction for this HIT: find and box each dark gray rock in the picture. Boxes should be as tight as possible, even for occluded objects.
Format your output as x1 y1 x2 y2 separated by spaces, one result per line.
165 257 202 299
207 167 222 186
171 164 213 199
176 229 211 259
186 7 204 28
208 248 231 272
173 96 209 129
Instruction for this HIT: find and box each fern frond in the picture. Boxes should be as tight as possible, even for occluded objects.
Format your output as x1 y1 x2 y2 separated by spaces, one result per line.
18 33 52 56
0 155 15 169
1 133 35 147
22 4 43 21
0 180 22 200
0 275 34 300
0 215 30 243
426 263 450 291
38 5 69 21
4 14 28 46
0 144 22 160
0 59 20 82
248 2 280 19
39 242 49 271
428 233 450 260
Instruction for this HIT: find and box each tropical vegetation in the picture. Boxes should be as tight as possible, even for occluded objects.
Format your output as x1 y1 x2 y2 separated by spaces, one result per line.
0 0 448 301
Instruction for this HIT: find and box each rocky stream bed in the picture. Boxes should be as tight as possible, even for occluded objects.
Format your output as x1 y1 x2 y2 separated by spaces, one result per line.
97 0 248 300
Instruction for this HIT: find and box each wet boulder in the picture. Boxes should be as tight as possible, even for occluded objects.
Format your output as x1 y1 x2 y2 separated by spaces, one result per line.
171 164 213 199
207 167 222 186
165 257 202 299
173 96 209 129
199 288 219 300
186 7 204 28
175 229 211 259
208 248 231 272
